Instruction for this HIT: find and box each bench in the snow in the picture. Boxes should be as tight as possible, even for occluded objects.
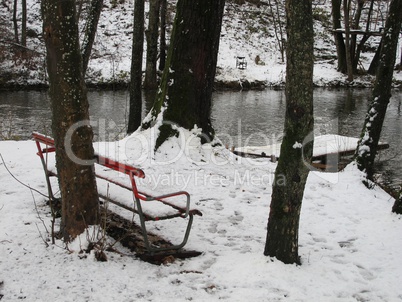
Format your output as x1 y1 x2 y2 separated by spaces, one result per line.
32 132 202 254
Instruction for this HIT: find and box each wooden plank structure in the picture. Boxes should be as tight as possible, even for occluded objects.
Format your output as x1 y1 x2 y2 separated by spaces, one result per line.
233 134 389 171
236 56 247 69
332 28 384 37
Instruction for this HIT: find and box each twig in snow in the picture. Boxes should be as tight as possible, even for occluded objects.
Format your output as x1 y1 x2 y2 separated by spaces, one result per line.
0 153 48 198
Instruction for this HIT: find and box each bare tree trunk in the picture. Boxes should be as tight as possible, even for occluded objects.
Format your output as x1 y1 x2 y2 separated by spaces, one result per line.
13 0 19 44
343 0 354 81
264 0 314 265
392 191 402 214
368 39 382 75
76 0 84 20
331 0 347 73
127 0 145 134
158 0 167 71
81 0 104 76
268 0 285 62
355 0 402 181
350 0 364 70
144 0 160 90
142 0 225 149
42 0 99 242
352 0 375 72
400 41 402 69
21 0 26 47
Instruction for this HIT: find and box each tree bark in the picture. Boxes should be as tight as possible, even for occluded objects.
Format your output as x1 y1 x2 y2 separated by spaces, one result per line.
127 0 145 134
142 0 225 149
331 0 347 73
399 41 402 69
355 0 402 181
349 0 364 70
158 0 167 71
81 0 104 76
13 0 19 44
343 0 354 81
264 0 314 265
368 39 382 75
268 0 285 63
351 0 375 73
21 0 26 47
144 0 160 90
392 191 402 214
42 0 99 242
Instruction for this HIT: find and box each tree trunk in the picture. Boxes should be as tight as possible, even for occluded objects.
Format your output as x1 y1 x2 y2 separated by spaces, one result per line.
352 0 375 73
142 0 225 149
343 0 354 81
268 0 285 63
144 0 160 90
368 39 382 75
392 191 402 214
127 0 145 134
158 0 167 71
399 42 402 69
81 0 104 76
352 33 369 72
331 0 347 73
400 41 402 67
264 0 314 265
21 0 26 47
349 0 364 71
13 0 19 44
355 0 402 181
42 0 99 242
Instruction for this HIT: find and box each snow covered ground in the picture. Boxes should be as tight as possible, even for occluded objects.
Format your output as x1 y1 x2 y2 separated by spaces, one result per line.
1 126 402 301
1 1 402 301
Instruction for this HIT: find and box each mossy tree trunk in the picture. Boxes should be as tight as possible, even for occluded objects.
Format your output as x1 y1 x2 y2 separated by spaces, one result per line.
355 0 402 181
264 0 314 265
143 0 225 149
42 0 99 242
127 0 145 134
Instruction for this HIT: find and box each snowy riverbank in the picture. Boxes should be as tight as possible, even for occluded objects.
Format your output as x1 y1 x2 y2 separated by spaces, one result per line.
0 0 401 89
1 128 402 301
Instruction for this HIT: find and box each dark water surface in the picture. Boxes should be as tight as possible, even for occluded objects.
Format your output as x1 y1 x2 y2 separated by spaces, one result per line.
0 88 401 187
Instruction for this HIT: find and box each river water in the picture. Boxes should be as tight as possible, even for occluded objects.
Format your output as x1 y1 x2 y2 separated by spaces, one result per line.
0 88 401 188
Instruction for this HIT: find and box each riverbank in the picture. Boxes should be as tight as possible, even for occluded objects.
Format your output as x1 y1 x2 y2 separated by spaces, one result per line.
1 0 401 90
1 70 401 91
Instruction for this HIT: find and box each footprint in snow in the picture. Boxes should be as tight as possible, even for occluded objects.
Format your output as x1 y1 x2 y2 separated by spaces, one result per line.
228 211 244 225
214 201 224 211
